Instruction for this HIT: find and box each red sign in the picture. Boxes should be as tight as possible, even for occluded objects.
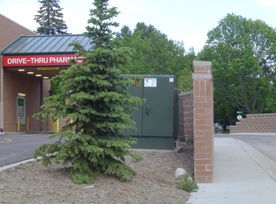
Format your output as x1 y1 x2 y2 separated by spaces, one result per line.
2 54 81 67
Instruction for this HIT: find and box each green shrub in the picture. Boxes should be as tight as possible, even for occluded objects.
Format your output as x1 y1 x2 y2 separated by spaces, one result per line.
176 173 198 192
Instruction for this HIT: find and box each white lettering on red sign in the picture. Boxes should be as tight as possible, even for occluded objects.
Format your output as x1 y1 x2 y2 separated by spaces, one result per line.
7 57 27 65
2 54 81 67
30 57 49 64
49 57 71 63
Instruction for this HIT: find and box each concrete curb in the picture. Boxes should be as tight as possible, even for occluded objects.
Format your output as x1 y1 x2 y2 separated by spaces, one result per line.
231 133 276 136
0 158 35 173
236 139 276 181
0 149 173 173
215 133 276 137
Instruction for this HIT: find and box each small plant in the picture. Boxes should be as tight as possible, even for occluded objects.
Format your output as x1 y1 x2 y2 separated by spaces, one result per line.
131 153 144 162
186 138 194 146
176 173 198 192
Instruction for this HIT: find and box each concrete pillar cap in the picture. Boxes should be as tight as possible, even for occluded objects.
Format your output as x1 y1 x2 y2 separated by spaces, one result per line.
193 61 212 67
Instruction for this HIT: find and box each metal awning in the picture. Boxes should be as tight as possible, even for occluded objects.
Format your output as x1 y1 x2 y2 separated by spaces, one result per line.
1 34 91 55
1 34 92 79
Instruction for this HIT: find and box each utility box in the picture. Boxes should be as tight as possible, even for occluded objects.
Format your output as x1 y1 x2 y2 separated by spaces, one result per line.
124 75 178 150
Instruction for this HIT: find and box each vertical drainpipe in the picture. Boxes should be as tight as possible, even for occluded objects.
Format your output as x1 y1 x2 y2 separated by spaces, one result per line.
0 55 4 132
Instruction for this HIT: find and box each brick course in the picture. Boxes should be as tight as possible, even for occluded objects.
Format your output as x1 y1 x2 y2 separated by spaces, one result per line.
178 91 194 140
230 113 276 133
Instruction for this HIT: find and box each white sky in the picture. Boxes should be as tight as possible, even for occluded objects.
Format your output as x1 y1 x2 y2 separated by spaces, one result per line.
1 0 276 53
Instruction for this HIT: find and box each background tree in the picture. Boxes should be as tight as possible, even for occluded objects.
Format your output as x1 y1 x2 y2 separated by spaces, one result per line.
34 0 68 35
178 48 196 91
116 23 195 91
198 13 276 127
34 0 143 184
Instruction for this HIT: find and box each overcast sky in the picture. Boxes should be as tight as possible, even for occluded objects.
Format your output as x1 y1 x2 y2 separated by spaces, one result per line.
1 0 276 53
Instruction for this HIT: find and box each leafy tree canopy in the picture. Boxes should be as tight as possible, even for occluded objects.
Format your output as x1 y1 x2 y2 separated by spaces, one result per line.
116 23 196 91
34 0 143 184
34 0 68 35
198 13 276 125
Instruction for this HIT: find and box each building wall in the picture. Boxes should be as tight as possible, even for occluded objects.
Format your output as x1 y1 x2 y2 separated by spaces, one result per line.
41 79 51 131
178 91 194 140
0 14 36 131
230 113 276 133
0 57 3 131
4 70 42 132
0 14 35 50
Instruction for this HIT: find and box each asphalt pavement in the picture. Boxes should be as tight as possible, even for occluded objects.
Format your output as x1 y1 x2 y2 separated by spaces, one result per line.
0 133 56 167
216 133 276 162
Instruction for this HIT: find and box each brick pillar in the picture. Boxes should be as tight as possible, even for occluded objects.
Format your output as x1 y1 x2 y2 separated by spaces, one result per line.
192 61 214 183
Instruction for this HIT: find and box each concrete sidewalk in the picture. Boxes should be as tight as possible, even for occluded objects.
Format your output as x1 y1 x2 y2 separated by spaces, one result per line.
187 137 276 204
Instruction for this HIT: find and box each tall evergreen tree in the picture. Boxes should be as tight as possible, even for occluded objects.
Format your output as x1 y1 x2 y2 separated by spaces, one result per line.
34 0 68 35
34 0 143 184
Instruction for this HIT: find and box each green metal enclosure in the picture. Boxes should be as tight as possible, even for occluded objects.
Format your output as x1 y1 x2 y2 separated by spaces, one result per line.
124 75 178 150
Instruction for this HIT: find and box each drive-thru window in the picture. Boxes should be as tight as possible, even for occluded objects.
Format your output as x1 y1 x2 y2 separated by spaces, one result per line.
0 34 90 132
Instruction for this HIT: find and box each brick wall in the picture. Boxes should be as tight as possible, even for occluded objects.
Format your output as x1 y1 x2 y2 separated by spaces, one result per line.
0 14 35 50
0 59 3 130
193 61 214 183
178 91 194 140
41 79 51 132
1 77 43 131
0 14 36 131
230 113 276 133
3 70 42 132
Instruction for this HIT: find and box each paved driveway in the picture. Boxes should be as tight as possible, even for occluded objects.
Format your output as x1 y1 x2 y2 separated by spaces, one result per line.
1 132 275 168
215 133 276 163
0 133 56 166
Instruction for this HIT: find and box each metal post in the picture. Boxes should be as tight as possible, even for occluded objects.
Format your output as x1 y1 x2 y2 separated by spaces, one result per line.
17 116 20 132
56 119 59 132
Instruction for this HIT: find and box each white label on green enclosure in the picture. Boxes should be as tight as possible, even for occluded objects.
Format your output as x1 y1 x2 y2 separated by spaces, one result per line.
144 78 157 87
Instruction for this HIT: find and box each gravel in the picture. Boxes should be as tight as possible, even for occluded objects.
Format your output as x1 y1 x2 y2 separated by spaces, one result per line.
0 143 194 204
